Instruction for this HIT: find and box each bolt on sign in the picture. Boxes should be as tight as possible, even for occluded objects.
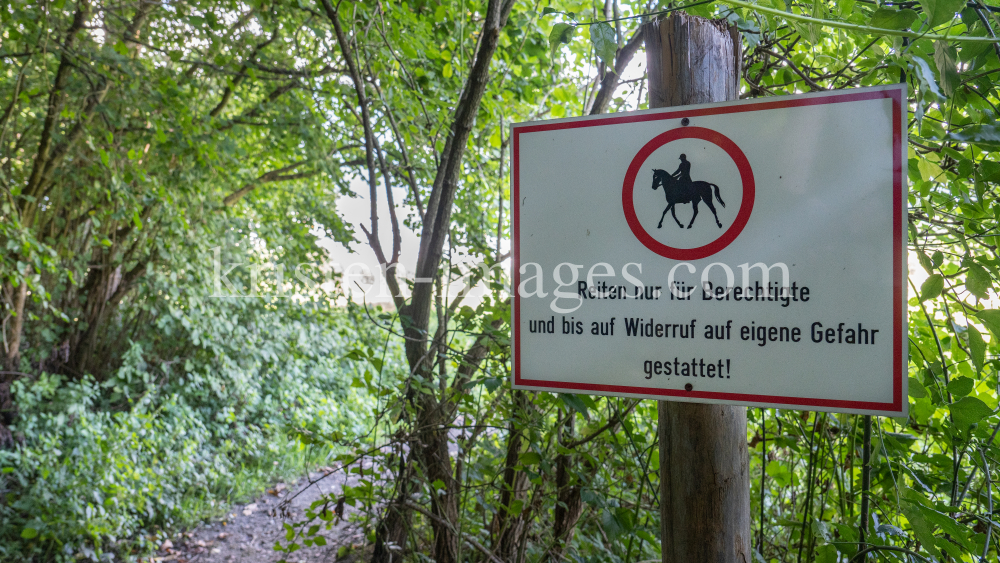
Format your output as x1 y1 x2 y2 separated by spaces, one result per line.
510 84 907 416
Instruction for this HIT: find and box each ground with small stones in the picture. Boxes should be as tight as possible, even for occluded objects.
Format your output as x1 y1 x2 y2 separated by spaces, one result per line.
147 467 367 563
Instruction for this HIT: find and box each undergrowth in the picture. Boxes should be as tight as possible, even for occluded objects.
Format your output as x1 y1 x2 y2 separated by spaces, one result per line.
0 281 383 562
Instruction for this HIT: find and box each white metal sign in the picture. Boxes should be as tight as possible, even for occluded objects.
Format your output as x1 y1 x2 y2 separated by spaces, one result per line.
511 84 907 416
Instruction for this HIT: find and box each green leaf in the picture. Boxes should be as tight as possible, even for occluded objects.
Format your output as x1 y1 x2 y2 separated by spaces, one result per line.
919 0 965 28
602 509 626 539
548 23 577 55
908 376 927 399
958 158 975 178
918 251 934 273
831 523 859 558
20 527 38 540
559 393 590 420
442 63 453 78
920 274 943 301
933 41 960 97
519 451 541 465
948 396 993 430
579 394 599 410
961 5 980 28
947 123 1000 149
966 263 991 299
968 325 986 374
959 33 993 62
766 460 792 487
590 22 617 68
132 210 143 231
976 309 1000 339
935 535 966 559
918 504 975 550
814 544 839 563
869 8 919 30
99 148 109 168
947 376 975 397
901 502 938 557
981 160 1000 183
613 507 636 532
911 56 943 99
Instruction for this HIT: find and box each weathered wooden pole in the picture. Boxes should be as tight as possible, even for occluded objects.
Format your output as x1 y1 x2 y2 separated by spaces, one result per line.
642 14 752 562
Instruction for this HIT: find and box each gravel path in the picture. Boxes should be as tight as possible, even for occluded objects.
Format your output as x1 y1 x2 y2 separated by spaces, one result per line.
149 466 368 563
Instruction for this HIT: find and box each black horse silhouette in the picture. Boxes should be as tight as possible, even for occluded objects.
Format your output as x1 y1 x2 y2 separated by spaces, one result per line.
651 168 726 229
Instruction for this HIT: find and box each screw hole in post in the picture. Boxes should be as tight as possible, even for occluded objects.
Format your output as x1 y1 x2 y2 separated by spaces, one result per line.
684 383 693 391
681 117 690 126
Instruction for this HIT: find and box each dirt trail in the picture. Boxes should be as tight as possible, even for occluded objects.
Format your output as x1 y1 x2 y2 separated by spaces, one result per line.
150 467 365 563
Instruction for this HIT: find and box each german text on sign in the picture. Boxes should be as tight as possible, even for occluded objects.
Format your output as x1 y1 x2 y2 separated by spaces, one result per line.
511 84 907 416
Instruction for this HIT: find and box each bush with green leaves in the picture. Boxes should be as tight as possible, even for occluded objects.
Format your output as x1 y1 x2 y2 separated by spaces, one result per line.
0 247 380 561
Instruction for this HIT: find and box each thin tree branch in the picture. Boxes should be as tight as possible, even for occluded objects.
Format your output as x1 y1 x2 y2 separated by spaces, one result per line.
209 28 279 118
24 0 92 198
407 0 516 366
565 400 640 448
590 26 645 115
222 161 311 206
401 502 504 563
322 0 385 265
217 80 302 131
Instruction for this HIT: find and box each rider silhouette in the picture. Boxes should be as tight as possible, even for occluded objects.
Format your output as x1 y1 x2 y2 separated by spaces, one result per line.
672 154 692 186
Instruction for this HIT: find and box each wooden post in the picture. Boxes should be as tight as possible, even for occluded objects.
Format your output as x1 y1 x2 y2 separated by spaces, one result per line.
643 14 752 563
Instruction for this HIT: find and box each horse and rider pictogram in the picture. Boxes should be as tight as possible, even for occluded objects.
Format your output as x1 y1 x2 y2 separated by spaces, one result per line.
621 126 754 261
651 153 726 230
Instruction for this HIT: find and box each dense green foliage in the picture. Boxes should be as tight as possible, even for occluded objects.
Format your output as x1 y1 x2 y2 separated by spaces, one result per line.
6 0 1000 562
1 250 380 561
0 0 377 559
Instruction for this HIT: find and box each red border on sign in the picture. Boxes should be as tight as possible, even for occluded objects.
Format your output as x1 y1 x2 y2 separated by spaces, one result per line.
511 85 906 414
622 127 755 260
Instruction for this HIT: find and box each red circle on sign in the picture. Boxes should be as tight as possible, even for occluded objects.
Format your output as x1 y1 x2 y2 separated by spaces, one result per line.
622 126 755 260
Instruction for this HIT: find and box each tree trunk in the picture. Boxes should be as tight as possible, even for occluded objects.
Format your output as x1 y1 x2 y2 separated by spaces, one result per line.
3 276 27 371
0 275 28 447
492 391 528 560
372 451 414 563
416 399 460 563
549 415 584 561
643 14 752 563
362 1 515 561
